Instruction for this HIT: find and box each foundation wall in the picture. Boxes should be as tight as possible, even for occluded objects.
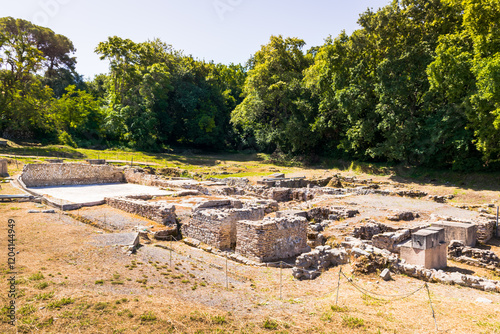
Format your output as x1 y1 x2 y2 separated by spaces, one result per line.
21 163 124 187
181 207 265 250
235 216 309 262
105 196 176 226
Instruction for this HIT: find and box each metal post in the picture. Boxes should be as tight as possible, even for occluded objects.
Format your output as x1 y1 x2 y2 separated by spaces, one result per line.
225 256 228 289
131 157 133 167
425 283 438 331
336 267 342 305
496 206 499 238
15 155 18 169
279 261 283 300
169 235 173 268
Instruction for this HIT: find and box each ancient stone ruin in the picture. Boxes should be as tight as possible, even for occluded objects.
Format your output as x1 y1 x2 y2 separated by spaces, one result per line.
15 162 500 293
20 163 124 187
0 159 8 176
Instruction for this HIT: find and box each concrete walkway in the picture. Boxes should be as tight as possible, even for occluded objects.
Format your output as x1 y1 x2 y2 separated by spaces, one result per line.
28 183 173 205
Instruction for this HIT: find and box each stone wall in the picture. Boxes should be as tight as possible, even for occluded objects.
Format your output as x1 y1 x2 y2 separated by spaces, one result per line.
21 163 124 187
235 216 310 262
477 220 496 243
181 207 265 250
0 159 8 176
105 196 176 226
448 240 500 270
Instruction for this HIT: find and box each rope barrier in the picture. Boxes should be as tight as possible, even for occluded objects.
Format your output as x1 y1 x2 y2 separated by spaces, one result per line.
341 272 427 300
335 270 438 331
425 283 439 331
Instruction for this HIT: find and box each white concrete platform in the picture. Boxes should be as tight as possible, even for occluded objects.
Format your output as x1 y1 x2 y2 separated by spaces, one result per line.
28 183 173 205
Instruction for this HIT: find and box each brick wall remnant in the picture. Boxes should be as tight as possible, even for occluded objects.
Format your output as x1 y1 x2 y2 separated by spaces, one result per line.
235 216 310 262
181 207 265 250
21 163 124 187
105 196 176 226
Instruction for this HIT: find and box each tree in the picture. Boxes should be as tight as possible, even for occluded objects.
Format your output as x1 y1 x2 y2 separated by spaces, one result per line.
232 35 316 153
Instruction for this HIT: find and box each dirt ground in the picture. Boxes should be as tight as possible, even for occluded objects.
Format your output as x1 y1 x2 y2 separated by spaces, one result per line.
1 164 500 333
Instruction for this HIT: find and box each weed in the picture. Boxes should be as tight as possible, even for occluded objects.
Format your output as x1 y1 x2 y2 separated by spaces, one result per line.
94 302 108 310
140 311 157 322
262 318 279 330
212 315 227 325
331 305 349 312
117 309 134 318
35 282 49 290
19 304 36 316
47 297 74 309
34 292 54 300
95 280 104 285
342 315 365 329
29 272 44 281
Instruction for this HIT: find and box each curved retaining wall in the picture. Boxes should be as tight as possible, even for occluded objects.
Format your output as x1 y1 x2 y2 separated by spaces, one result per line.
21 163 125 187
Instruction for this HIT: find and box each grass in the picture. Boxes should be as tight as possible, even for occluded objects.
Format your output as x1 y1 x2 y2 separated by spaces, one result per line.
342 315 365 329
262 318 279 330
139 311 157 322
47 297 75 309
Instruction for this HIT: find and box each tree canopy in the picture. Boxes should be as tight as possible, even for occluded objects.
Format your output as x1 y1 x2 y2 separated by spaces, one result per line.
1 0 500 169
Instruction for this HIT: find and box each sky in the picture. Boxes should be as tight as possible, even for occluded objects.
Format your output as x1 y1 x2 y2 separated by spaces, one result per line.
1 0 390 79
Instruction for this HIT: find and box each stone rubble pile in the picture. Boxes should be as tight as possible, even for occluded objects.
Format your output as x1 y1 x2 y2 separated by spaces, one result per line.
306 206 359 222
394 262 500 293
372 229 411 253
387 210 419 221
292 246 348 280
428 195 453 203
448 240 500 270
352 221 395 240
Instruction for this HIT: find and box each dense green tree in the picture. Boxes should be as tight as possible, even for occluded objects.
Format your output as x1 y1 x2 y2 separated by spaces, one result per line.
232 35 316 153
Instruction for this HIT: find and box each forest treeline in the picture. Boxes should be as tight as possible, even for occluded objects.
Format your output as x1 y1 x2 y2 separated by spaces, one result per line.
1 0 499 170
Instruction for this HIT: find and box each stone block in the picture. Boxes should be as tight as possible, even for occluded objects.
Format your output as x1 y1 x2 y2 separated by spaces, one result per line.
400 240 447 269
412 228 445 250
380 268 391 281
431 221 477 246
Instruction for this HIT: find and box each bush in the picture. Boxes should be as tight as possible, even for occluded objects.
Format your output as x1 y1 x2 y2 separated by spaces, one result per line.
57 131 77 148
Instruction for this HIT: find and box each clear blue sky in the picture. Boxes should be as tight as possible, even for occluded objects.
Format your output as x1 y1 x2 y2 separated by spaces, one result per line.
2 0 390 79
